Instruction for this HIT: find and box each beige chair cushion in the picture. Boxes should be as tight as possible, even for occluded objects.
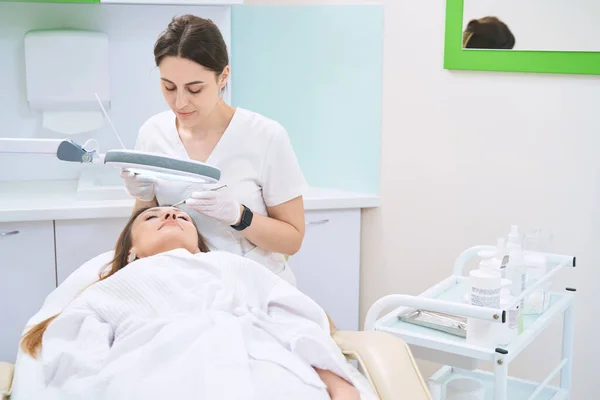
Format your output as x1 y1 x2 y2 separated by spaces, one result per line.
0 362 14 399
333 330 432 400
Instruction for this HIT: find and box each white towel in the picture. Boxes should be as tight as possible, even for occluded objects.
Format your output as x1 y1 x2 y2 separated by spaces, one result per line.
38 249 376 400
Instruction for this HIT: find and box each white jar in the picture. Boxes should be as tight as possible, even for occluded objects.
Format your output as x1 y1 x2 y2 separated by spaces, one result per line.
467 269 502 346
446 378 485 400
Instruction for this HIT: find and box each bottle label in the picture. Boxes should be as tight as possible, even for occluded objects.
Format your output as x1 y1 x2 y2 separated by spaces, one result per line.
509 307 519 330
471 287 501 308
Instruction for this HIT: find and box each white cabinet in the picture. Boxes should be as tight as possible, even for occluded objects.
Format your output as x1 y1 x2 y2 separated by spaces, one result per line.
291 209 361 331
0 221 56 364
54 218 128 285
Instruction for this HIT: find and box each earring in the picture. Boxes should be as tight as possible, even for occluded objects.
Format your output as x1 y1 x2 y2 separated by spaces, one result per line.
127 253 137 263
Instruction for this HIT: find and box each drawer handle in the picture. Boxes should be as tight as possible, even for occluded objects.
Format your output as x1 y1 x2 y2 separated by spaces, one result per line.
0 230 19 236
306 219 330 225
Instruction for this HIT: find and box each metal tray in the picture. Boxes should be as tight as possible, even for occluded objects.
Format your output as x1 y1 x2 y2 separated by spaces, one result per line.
398 309 467 338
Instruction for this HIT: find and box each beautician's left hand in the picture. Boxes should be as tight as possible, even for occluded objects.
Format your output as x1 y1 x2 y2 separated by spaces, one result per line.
186 190 242 226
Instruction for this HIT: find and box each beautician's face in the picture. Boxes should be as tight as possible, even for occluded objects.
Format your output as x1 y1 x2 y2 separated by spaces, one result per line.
158 56 229 128
129 207 200 258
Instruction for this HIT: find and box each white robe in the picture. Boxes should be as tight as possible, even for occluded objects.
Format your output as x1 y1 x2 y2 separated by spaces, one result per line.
38 249 376 400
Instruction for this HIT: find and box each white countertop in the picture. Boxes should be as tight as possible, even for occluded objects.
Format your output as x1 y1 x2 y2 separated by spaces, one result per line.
0 180 380 223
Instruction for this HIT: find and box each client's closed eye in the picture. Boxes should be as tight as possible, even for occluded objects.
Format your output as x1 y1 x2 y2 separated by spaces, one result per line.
145 215 158 220
177 216 189 221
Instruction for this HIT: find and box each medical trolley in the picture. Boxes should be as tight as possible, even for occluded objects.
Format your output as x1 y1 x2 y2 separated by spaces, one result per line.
365 245 576 400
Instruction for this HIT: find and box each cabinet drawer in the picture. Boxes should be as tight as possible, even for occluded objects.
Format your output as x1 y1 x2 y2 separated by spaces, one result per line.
292 209 361 331
55 218 128 284
0 221 56 363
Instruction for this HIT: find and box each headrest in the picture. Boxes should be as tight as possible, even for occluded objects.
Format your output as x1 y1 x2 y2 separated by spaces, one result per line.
24 251 114 328
12 251 115 400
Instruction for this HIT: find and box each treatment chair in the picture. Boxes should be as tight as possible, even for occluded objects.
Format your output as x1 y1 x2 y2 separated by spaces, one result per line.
0 252 432 400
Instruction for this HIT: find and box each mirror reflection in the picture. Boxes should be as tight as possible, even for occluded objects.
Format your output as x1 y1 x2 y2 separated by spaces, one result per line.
462 0 600 52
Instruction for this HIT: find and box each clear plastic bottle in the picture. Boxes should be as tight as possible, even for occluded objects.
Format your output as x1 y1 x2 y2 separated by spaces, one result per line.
523 229 551 315
506 225 521 254
523 252 548 314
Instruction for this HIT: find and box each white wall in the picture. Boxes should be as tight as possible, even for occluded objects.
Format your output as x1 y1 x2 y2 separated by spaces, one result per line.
0 2 230 182
248 0 599 398
463 0 600 52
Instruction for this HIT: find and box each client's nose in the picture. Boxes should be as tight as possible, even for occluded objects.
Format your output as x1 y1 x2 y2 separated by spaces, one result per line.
164 212 177 220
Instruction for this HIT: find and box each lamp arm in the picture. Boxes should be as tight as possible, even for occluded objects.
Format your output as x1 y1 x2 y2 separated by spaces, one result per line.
0 138 101 164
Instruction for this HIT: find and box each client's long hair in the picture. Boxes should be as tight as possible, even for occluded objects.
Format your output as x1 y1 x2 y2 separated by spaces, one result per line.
20 206 209 358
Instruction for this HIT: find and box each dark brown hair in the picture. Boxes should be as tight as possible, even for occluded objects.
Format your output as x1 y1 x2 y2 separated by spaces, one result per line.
154 14 229 75
463 16 515 50
20 206 209 358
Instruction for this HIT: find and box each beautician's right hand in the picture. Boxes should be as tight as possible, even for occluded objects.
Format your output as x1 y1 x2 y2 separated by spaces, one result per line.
120 169 156 202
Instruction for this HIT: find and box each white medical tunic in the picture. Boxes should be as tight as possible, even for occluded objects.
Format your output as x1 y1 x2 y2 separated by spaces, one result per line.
134 108 309 285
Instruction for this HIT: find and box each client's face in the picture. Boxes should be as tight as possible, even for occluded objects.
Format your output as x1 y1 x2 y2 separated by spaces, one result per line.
129 207 200 259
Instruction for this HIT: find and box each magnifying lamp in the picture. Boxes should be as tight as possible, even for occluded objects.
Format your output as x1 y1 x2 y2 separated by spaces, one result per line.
0 138 221 184
1 92 221 183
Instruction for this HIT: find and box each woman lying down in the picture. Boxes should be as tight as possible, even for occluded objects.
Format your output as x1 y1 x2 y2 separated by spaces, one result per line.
21 206 376 400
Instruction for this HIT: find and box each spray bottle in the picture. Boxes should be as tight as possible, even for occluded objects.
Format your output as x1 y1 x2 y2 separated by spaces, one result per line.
493 237 509 275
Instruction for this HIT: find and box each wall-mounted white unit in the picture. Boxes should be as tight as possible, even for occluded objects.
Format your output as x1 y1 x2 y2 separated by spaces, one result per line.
100 0 243 4
24 29 110 112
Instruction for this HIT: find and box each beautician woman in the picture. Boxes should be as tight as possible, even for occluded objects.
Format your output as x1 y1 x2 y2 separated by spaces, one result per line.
120 14 308 286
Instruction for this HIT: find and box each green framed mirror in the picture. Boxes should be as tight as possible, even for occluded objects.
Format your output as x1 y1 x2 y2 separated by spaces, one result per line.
444 0 600 75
